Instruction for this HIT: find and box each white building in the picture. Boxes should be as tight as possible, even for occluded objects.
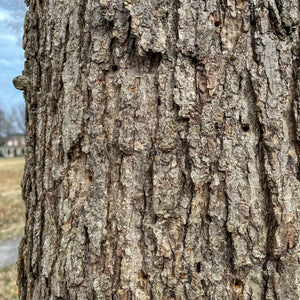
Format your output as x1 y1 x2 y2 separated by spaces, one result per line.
0 134 26 158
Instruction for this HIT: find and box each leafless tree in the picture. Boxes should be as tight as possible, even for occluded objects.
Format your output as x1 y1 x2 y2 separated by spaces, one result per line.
0 109 13 137
11 103 25 134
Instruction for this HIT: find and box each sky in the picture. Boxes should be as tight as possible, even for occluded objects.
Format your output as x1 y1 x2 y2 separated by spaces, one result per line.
0 0 27 113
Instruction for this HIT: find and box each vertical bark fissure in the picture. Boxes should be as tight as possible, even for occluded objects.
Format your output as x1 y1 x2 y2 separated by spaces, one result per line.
249 74 279 296
195 63 205 122
290 57 300 181
101 198 111 274
182 133 195 249
171 0 197 281
250 6 259 64
139 62 161 291
112 248 123 297
77 0 87 63
224 182 235 272
173 0 180 44
205 181 212 247
83 224 91 280
107 151 123 294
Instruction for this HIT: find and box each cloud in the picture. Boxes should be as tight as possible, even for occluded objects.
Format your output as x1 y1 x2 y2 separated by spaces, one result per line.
0 32 17 41
0 11 7 21
0 7 10 21
0 59 10 66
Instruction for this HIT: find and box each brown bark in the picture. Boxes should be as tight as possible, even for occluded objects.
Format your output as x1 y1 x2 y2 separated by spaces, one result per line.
17 0 300 299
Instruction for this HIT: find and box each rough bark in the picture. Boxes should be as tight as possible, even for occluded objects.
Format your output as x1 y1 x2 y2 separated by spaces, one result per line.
18 0 300 299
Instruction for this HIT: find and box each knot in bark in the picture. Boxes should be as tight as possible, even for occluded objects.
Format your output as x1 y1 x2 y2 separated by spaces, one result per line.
13 75 30 91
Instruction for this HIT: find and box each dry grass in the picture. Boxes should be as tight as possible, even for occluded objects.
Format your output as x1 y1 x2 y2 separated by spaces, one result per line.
0 157 25 241
0 264 18 300
0 157 24 299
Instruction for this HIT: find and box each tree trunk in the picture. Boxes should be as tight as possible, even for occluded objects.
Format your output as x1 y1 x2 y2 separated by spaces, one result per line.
18 0 299 299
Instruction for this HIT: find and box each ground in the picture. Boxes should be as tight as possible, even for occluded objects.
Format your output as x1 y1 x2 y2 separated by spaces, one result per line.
0 157 25 299
0 264 18 300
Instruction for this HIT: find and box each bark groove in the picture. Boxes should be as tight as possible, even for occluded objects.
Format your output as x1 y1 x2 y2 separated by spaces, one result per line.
18 0 300 299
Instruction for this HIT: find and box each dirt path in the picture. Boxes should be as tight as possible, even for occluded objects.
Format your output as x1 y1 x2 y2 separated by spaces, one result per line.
0 238 21 268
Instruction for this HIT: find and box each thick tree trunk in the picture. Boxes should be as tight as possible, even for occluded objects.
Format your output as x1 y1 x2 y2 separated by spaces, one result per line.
18 0 299 299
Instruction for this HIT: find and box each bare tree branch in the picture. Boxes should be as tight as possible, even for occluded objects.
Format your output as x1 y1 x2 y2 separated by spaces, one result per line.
11 103 25 134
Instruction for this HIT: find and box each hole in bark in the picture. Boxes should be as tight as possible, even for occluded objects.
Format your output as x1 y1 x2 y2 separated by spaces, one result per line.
283 24 292 35
88 175 93 182
149 52 162 70
214 20 221 27
242 124 250 132
112 65 119 72
206 214 212 222
161 11 168 19
191 56 198 65
233 279 244 291
196 262 201 273
170 291 176 298
52 100 58 114
107 20 114 30
157 98 161 106
142 274 149 280
140 270 150 281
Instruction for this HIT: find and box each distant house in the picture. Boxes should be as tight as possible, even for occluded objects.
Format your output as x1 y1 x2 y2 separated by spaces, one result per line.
0 134 26 158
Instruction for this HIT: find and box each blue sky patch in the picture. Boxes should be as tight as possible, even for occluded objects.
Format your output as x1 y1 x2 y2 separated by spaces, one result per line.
0 0 27 113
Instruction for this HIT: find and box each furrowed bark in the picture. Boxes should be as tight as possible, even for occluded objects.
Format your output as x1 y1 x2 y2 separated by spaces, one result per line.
18 0 300 299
